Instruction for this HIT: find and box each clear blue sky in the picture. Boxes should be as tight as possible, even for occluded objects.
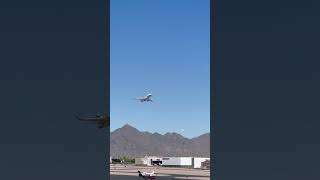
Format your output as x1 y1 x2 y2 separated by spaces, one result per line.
110 0 210 138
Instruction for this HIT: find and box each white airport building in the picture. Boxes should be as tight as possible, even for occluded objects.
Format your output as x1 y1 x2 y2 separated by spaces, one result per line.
135 156 210 169
193 157 210 168
135 156 161 166
161 157 193 167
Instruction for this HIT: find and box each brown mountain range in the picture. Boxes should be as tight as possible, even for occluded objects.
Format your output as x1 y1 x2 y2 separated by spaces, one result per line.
110 124 210 158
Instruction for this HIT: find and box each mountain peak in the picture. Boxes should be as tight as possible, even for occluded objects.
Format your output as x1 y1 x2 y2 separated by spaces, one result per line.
164 132 185 139
153 132 162 136
193 132 210 138
122 123 134 129
113 124 140 134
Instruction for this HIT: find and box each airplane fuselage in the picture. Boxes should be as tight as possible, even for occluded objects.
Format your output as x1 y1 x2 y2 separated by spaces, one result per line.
140 98 152 102
138 171 156 179
76 114 110 129
136 93 153 103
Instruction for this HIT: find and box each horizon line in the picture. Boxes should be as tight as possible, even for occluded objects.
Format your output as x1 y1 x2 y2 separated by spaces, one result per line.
110 123 210 139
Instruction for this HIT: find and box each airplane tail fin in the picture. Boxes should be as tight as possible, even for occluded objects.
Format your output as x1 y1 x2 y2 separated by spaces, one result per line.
74 113 85 121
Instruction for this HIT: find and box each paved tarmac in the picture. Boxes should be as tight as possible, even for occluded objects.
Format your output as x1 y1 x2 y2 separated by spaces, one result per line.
110 164 210 180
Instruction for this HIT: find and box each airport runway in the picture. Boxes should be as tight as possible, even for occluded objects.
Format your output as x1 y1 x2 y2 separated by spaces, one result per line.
110 164 210 180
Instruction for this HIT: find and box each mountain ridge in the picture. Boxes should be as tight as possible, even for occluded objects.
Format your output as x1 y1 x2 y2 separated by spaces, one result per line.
112 124 209 139
110 124 210 158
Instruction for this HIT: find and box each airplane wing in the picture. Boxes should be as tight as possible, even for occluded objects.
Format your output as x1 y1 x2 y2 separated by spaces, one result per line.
74 114 97 121
145 171 155 176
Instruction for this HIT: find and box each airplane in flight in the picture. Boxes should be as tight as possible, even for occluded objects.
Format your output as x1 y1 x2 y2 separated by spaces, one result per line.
75 113 109 129
138 170 156 179
134 93 153 103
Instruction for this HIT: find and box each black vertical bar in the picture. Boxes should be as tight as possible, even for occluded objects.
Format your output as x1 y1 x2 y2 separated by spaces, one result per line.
210 0 216 178
98 0 110 178
104 0 110 179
